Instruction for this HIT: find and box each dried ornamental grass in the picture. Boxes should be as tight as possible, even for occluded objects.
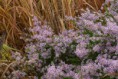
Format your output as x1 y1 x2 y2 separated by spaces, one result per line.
0 0 105 49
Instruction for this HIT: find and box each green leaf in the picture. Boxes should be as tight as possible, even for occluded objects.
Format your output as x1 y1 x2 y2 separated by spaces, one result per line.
63 77 73 79
83 29 94 37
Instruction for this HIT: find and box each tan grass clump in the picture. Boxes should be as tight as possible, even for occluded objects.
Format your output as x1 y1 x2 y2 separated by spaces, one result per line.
0 0 105 49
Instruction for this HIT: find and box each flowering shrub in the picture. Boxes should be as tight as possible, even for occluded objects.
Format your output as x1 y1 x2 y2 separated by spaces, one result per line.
2 0 118 79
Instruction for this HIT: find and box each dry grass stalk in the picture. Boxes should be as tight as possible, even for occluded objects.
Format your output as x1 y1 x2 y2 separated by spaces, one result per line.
0 0 105 49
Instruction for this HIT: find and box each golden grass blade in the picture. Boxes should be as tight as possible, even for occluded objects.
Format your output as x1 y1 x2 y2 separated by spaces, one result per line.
0 0 105 49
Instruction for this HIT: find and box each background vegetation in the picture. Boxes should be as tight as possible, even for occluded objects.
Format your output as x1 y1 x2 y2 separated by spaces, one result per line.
0 0 104 50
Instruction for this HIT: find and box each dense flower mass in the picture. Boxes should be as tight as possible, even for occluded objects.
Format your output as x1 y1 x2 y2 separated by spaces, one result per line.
3 0 118 79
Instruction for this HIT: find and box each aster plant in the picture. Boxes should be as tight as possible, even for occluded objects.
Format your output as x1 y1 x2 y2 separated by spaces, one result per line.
2 0 118 79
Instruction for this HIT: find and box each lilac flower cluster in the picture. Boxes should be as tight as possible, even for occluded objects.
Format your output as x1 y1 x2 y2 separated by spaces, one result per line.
3 0 118 79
